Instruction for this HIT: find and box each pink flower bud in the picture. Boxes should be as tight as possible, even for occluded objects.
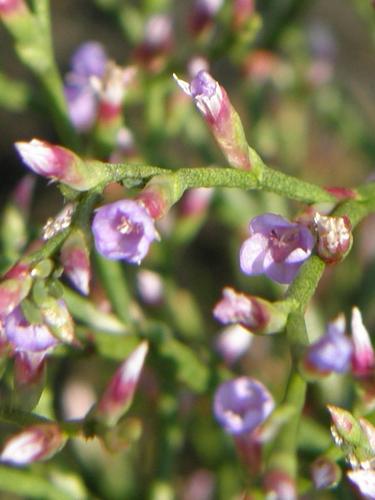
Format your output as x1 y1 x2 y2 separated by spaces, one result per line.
15 139 107 191
94 341 148 426
213 287 288 335
0 0 26 16
0 263 31 320
263 470 297 500
314 213 352 263
91 64 136 123
60 229 91 295
174 71 251 170
0 423 66 465
351 307 375 377
310 457 341 489
179 187 213 217
189 0 223 35
135 15 173 71
13 352 46 410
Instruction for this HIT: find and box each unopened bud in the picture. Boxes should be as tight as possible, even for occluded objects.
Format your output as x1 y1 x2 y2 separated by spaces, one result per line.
60 229 91 295
263 469 297 500
213 287 288 335
351 307 375 377
314 213 352 263
40 298 75 345
0 263 31 320
135 14 173 72
215 324 252 365
15 139 107 191
189 0 223 36
174 71 251 170
311 457 341 489
13 351 46 410
0 0 27 16
93 341 148 426
0 424 66 465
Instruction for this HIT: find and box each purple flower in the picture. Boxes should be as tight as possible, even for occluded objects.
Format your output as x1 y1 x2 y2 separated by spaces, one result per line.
213 377 274 435
305 315 353 375
5 306 59 353
240 213 315 284
70 42 107 79
92 200 158 264
64 42 107 132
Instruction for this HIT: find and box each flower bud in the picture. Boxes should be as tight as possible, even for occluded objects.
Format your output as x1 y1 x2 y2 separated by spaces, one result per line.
314 213 352 263
13 351 46 410
60 229 91 295
215 324 252 365
263 470 297 500
0 423 66 465
15 139 107 191
189 0 223 36
213 287 288 335
94 341 148 426
310 456 341 489
351 307 375 378
135 14 173 72
39 298 75 345
0 263 31 320
327 405 367 455
213 376 274 435
174 71 251 170
0 0 27 16
91 63 136 124
302 315 353 377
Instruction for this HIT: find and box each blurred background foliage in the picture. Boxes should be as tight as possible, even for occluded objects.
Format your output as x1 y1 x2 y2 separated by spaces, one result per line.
1 0 375 498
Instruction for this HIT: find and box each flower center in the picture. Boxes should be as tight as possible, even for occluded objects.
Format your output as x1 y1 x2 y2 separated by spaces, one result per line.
269 228 299 262
117 216 140 235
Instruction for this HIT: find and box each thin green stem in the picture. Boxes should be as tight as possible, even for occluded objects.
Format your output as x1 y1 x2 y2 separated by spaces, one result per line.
93 253 132 325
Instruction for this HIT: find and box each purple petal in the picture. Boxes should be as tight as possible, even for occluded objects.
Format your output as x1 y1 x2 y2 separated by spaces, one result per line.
239 233 268 275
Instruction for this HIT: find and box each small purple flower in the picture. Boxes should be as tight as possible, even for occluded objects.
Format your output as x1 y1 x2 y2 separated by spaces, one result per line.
64 42 107 132
305 315 353 375
213 377 274 435
70 42 107 79
240 213 315 284
5 306 59 353
92 200 158 264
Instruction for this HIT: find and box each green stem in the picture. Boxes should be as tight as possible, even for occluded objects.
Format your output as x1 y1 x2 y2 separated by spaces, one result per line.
93 253 132 325
103 163 335 204
266 313 309 478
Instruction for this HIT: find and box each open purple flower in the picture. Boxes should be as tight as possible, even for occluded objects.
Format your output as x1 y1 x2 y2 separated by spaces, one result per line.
240 213 315 284
213 377 274 435
92 200 158 264
64 42 107 131
5 307 58 353
304 315 353 375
